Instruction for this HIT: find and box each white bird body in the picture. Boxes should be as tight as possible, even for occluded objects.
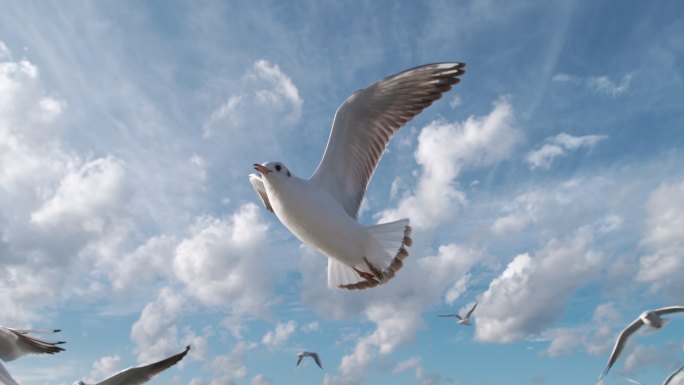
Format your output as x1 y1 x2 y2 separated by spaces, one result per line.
250 62 466 290
263 173 384 268
599 306 684 379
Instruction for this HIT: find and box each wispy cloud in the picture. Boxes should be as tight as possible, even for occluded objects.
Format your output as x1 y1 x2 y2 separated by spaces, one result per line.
553 73 634 96
525 132 607 170
377 97 520 229
203 60 302 138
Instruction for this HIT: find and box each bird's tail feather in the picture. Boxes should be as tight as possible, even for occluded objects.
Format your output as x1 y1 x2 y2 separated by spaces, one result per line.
338 219 412 290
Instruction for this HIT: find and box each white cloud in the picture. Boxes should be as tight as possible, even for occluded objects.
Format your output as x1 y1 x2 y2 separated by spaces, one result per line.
172 203 276 319
130 287 186 363
261 320 297 347
475 228 602 343
31 156 130 231
203 60 302 138
250 374 272 385
553 73 633 96
637 180 684 295
301 321 320 333
377 97 520 229
490 213 532 235
207 341 257 384
525 132 607 170
83 355 121 384
541 302 620 358
313 243 484 385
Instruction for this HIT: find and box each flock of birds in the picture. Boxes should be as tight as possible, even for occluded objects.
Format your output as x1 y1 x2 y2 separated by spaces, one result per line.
2 63 682 384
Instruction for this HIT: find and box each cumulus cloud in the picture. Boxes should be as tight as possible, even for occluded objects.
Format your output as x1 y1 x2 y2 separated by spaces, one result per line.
207 341 257 385
172 203 275 319
261 320 297 347
636 180 684 296
377 97 520 229
541 302 620 358
475 228 602 343
553 73 633 96
83 355 121 384
525 132 607 170
251 374 273 385
130 287 186 363
311 243 484 385
203 60 302 138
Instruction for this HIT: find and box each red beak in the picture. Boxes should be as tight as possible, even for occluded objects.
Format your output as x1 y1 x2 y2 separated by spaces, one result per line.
253 163 271 174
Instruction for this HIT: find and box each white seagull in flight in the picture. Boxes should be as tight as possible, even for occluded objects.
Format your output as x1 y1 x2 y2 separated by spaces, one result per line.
73 345 190 385
0 326 65 385
439 302 478 326
250 62 466 290
296 351 323 369
599 306 684 379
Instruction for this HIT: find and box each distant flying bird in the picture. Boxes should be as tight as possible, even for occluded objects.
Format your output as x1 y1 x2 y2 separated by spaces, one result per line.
439 302 478 325
599 306 684 379
296 351 323 369
0 327 65 385
73 345 190 385
250 62 466 290
619 364 684 385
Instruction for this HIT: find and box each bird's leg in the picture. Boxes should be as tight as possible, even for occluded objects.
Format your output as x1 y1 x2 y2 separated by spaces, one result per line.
352 266 379 284
363 257 385 281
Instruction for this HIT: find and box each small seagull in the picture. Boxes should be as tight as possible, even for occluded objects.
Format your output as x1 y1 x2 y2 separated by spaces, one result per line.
73 345 190 385
439 302 478 326
619 364 684 385
0 326 65 385
250 62 466 290
599 306 684 379
296 351 323 369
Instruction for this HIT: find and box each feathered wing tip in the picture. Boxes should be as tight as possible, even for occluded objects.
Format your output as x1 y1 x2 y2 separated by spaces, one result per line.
338 219 412 290
9 328 66 355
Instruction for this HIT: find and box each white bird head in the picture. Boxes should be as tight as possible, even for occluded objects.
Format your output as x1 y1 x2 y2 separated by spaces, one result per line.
253 162 292 180
72 381 86 385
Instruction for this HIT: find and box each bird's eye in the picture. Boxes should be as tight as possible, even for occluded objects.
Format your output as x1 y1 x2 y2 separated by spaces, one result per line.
275 164 282 172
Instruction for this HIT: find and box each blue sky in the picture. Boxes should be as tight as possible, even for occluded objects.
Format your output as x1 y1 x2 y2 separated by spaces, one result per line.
1 1 684 384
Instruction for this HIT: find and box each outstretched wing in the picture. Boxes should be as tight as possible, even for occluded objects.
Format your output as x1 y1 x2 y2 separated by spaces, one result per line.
0 362 20 385
309 62 466 218
654 306 684 316
311 353 323 369
296 354 304 367
599 318 644 379
437 314 459 318
0 327 65 361
97 346 190 385
465 302 478 318
249 173 274 212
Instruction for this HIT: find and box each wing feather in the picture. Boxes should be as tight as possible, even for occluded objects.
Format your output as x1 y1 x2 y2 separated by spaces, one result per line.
97 346 190 385
599 318 644 379
249 173 274 213
654 306 684 316
0 327 65 361
309 62 466 218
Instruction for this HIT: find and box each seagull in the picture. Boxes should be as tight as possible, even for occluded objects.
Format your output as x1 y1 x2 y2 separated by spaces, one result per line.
73 345 190 385
619 364 684 385
250 62 466 290
0 327 65 385
599 306 684 379
438 302 478 325
296 351 323 369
